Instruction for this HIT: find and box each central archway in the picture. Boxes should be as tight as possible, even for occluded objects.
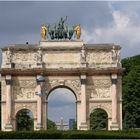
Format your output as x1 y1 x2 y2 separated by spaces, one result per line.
47 86 77 130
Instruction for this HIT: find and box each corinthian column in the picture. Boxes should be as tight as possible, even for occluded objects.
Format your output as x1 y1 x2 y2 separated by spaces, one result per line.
110 74 119 130
79 75 88 130
5 75 13 131
36 75 45 130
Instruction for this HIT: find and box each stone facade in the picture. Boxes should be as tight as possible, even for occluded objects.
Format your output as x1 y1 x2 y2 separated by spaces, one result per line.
0 41 123 131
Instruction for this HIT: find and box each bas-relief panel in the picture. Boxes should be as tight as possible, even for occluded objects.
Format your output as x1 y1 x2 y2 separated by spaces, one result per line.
12 51 36 64
43 52 80 63
13 80 37 100
87 50 112 64
87 77 111 99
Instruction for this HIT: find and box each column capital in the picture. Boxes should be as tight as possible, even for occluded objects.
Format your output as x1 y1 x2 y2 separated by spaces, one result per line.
80 75 86 80
5 75 12 85
36 75 45 84
111 74 117 84
6 75 12 80
111 74 117 79
80 75 86 84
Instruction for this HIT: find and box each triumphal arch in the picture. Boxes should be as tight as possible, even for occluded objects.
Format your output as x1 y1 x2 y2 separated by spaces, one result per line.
1 18 123 131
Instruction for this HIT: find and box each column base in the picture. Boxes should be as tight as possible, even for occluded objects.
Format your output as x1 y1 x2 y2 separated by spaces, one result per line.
5 123 13 131
79 122 88 130
36 123 43 130
36 63 43 68
110 122 119 130
80 62 87 68
5 63 14 68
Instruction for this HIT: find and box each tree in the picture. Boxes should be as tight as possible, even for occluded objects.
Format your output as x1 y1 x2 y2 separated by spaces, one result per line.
90 109 108 130
122 66 140 129
16 109 34 131
47 119 57 130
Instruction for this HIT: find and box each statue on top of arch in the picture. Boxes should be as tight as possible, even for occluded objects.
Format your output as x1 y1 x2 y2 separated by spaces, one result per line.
40 17 81 41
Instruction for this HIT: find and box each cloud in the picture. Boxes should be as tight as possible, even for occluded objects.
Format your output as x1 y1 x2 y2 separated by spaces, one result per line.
82 3 140 58
0 1 113 46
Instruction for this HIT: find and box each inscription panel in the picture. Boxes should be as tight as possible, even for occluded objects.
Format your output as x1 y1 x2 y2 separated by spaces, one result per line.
43 52 80 63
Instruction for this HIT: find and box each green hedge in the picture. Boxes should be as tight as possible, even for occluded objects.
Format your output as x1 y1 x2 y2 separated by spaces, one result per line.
0 130 140 139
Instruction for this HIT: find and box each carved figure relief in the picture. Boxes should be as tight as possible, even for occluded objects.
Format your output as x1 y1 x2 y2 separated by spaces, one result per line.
6 48 12 63
112 46 117 62
36 48 42 63
88 79 111 99
91 88 111 98
80 46 86 63
12 51 36 64
87 50 112 66
13 80 36 100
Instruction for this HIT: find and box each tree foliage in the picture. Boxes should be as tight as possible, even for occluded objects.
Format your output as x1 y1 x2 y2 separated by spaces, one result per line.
122 55 140 129
16 109 34 131
47 119 57 130
90 109 108 130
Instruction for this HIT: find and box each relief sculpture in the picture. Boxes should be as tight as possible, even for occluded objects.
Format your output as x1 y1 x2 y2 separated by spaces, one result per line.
13 80 36 100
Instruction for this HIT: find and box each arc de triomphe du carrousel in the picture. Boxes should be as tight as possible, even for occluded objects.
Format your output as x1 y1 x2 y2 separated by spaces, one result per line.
0 18 123 131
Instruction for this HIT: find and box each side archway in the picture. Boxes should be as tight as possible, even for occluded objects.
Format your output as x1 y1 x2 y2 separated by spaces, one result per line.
90 108 108 130
16 109 34 131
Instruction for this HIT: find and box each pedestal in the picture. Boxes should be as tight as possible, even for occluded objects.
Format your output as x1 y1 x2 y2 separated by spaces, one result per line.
5 124 13 131
79 122 88 130
80 62 87 68
110 122 119 130
36 63 43 68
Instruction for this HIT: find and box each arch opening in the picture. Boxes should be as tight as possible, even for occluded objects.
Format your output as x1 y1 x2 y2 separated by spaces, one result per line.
47 86 77 130
90 108 108 130
16 109 34 131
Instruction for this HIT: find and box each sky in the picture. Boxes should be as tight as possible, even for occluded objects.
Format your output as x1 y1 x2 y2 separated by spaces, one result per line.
1 1 140 123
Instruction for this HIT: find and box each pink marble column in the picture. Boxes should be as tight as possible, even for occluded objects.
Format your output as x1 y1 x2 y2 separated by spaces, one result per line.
5 75 13 130
80 75 88 130
111 74 119 130
36 83 42 130
36 75 45 130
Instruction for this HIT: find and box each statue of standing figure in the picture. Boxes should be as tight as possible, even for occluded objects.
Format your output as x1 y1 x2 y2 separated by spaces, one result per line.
112 46 117 62
6 48 12 63
37 48 42 64
81 46 86 63
41 24 47 41
74 24 81 40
